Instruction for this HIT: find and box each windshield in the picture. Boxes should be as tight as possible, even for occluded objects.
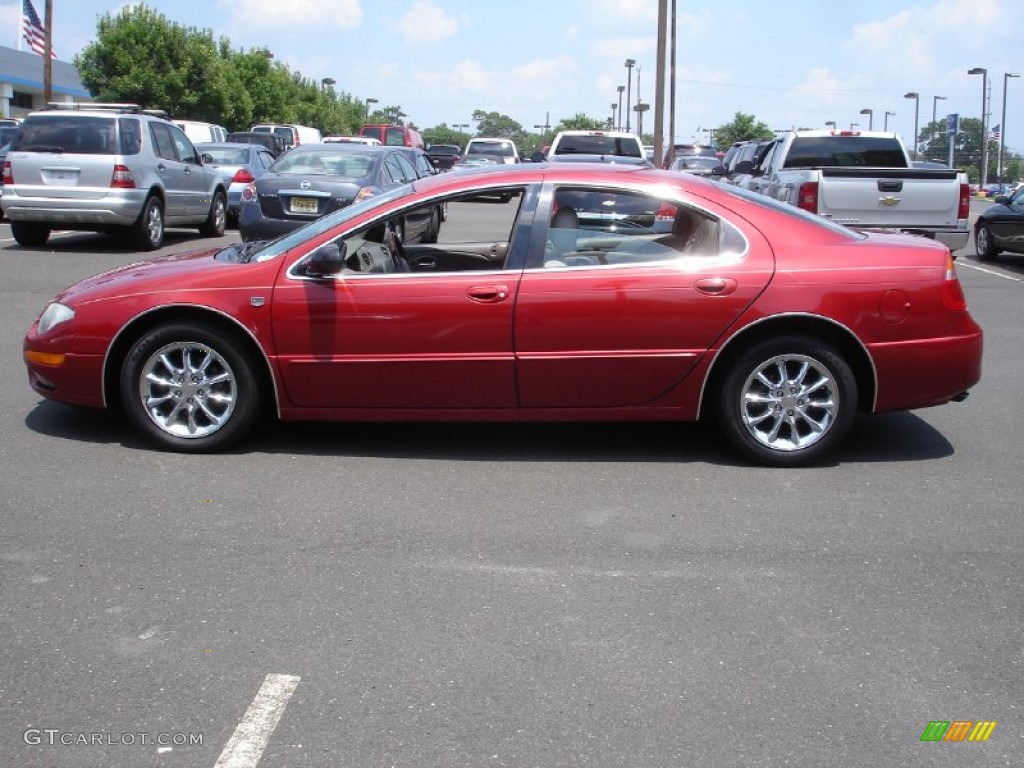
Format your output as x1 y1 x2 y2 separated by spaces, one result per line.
252 184 413 262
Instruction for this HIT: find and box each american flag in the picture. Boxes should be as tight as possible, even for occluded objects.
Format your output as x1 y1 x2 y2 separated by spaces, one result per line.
22 0 56 58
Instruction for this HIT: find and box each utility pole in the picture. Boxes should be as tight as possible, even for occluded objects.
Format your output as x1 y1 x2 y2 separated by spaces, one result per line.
44 0 53 102
653 0 668 168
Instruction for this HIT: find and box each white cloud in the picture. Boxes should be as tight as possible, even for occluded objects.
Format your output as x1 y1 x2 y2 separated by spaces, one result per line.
398 0 459 43
222 0 362 29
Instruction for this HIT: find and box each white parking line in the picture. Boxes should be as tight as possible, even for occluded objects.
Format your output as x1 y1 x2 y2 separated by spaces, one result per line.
214 673 300 768
959 261 1023 281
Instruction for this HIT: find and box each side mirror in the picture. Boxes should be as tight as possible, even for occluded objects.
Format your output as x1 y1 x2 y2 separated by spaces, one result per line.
304 242 347 278
530 151 546 163
734 160 754 174
994 195 1010 204
200 153 214 165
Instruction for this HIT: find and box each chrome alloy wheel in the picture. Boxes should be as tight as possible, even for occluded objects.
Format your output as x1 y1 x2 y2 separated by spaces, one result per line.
739 353 839 453
137 341 236 438
144 202 163 245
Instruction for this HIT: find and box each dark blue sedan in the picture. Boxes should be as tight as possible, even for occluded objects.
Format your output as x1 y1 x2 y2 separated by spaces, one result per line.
974 185 1024 260
238 144 442 243
195 142 277 225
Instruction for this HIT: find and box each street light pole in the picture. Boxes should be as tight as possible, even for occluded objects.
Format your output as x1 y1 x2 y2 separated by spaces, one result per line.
968 68 988 187
903 92 919 159
616 85 624 131
825 121 836 130
624 59 636 133
998 72 1019 185
884 111 895 131
859 108 874 130
932 95 946 137
610 103 617 129
365 97 378 118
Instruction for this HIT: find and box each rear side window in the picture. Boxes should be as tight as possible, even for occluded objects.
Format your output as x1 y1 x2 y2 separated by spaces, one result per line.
118 118 142 155
149 123 177 161
13 115 118 154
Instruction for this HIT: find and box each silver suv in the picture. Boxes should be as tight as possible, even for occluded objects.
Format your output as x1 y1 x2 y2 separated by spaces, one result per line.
1 103 227 250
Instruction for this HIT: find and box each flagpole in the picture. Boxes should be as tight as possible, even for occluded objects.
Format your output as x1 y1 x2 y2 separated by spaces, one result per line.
44 0 52 101
17 2 23 51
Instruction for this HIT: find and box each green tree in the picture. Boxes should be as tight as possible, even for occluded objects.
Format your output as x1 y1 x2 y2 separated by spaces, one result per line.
714 112 774 148
554 113 606 132
75 4 232 124
471 110 525 141
422 124 472 148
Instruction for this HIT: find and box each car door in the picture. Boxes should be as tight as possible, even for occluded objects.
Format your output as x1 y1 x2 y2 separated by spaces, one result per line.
149 122 206 220
985 189 1024 250
270 184 537 410
513 183 774 409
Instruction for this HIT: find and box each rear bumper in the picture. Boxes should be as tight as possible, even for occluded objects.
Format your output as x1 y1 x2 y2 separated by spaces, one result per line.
1 189 146 226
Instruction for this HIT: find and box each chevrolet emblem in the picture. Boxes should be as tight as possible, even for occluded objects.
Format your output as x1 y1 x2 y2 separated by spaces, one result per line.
879 196 900 206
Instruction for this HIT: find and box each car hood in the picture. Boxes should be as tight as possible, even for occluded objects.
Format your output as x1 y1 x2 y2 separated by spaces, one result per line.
54 245 271 306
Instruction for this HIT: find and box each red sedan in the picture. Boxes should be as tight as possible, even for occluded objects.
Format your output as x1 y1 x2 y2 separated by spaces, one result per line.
22 164 983 466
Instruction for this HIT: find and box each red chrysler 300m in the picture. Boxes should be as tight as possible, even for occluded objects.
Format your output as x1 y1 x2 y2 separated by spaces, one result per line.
22 164 982 466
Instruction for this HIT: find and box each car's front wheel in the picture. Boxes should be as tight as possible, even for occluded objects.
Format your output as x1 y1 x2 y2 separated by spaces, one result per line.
716 336 857 467
11 221 51 247
120 322 262 452
975 223 998 261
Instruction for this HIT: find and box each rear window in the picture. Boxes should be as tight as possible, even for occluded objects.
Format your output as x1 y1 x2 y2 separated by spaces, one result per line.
784 136 908 168
13 114 130 155
204 147 250 165
0 125 19 147
384 128 406 146
467 141 515 158
554 135 642 157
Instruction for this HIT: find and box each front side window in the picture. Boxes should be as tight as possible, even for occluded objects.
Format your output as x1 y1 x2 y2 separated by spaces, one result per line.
166 123 198 163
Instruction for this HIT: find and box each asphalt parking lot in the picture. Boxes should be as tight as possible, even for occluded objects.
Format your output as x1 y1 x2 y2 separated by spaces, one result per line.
1 199 1022 767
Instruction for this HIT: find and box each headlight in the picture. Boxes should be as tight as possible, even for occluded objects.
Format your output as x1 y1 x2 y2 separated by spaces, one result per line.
36 302 75 334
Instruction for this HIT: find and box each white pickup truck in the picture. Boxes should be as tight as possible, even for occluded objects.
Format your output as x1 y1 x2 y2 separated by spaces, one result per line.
737 129 970 251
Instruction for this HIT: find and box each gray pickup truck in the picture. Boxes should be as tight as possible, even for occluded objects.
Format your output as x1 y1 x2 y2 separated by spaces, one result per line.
736 129 970 252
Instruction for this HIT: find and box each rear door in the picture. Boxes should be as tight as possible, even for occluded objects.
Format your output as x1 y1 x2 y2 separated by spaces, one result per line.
514 182 775 409
7 114 118 200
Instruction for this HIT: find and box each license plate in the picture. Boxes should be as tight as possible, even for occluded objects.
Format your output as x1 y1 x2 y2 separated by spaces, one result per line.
290 197 318 214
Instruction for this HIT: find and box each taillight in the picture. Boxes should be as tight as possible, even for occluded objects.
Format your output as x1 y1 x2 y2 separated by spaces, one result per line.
232 169 255 184
240 182 257 203
958 183 970 220
655 202 677 221
797 181 819 213
2 160 12 186
110 164 135 189
941 253 968 311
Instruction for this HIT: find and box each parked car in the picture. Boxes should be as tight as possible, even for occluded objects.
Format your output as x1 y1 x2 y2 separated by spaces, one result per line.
174 120 228 144
1 102 226 249
238 143 442 243
194 142 277 226
974 185 1024 260
251 123 322 150
359 124 425 149
464 138 520 164
0 123 19 218
669 155 726 178
225 131 286 158
23 165 982 466
661 142 718 168
323 136 381 146
547 130 644 160
426 144 461 171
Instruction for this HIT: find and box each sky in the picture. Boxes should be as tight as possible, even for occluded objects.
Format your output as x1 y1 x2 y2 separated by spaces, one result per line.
3 0 1023 153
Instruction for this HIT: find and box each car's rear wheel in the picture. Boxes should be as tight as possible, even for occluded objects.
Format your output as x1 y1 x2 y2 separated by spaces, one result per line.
11 222 51 247
716 336 857 467
975 223 998 261
120 322 261 452
132 196 164 251
199 191 227 237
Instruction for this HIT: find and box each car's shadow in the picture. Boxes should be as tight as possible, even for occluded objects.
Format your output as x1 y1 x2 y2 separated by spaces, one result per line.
24 401 955 466
5 229 235 254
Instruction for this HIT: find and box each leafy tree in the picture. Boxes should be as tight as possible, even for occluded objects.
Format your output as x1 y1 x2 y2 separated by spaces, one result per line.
422 124 472 148
714 112 774 148
554 113 606 132
75 4 232 124
471 110 525 141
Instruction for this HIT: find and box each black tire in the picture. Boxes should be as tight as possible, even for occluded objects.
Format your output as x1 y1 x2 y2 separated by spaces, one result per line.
716 336 857 467
131 196 164 251
975 222 998 261
199 191 227 237
422 207 440 244
11 221 51 247
119 322 262 452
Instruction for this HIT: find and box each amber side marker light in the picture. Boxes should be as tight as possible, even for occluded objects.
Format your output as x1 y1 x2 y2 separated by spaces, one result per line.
24 350 66 366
